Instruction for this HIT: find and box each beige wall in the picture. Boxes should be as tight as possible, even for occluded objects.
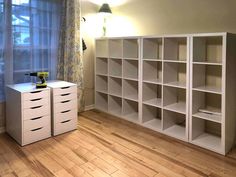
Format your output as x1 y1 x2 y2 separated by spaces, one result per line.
81 0 236 107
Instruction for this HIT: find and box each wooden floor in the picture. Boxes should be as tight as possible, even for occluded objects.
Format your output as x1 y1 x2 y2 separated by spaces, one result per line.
1 110 236 177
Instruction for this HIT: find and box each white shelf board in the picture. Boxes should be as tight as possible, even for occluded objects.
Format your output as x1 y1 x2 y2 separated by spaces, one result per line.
123 94 138 102
164 81 186 89
143 119 162 131
123 57 139 60
123 77 139 81
109 92 122 98
164 125 186 141
109 75 122 79
96 73 108 77
163 60 187 63
192 133 222 152
123 112 139 123
193 61 222 66
193 85 222 94
96 89 108 94
109 57 122 59
164 102 186 114
193 112 222 123
143 98 162 108
143 58 162 61
143 78 162 85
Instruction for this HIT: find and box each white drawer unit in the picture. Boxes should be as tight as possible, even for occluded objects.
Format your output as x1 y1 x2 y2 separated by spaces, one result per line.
47 81 78 136
6 83 51 146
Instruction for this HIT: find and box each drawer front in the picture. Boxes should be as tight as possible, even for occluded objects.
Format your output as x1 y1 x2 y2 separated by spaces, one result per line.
24 90 49 101
54 109 77 123
24 97 49 109
23 125 51 145
53 86 77 96
24 115 50 132
54 99 77 113
54 93 77 103
54 118 77 136
24 104 50 120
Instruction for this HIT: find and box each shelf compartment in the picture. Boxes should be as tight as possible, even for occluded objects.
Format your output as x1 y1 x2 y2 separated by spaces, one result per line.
108 95 122 116
123 59 138 80
123 39 139 59
123 79 138 101
163 86 186 114
95 92 108 111
96 75 108 93
109 58 122 77
109 39 123 58
191 117 222 152
109 77 122 97
192 91 222 123
142 38 162 59
123 99 139 123
96 39 109 57
96 57 108 75
143 60 162 84
193 36 222 64
142 104 162 131
163 110 187 140
163 62 186 88
164 37 187 61
193 64 222 94
143 82 162 108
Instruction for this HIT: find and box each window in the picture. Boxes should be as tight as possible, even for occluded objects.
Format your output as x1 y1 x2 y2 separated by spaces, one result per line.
0 0 62 100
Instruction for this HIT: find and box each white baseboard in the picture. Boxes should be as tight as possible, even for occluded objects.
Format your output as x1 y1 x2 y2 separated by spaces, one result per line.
0 126 5 134
84 104 95 111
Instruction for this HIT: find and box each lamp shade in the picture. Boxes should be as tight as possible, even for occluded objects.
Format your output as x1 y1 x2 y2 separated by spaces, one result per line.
99 3 112 14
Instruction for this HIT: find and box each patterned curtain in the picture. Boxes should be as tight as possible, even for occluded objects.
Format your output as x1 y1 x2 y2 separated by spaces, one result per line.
57 0 84 112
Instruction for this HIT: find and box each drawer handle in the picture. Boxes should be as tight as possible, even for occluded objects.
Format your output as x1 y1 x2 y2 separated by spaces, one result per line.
61 110 71 113
61 100 70 103
30 98 42 101
30 105 42 109
61 120 71 124
31 116 42 120
61 86 70 89
61 93 70 96
30 90 42 94
31 127 43 132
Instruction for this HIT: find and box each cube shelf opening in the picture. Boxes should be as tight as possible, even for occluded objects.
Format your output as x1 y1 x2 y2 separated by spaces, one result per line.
163 86 186 114
192 91 222 123
109 95 122 116
95 92 108 111
96 39 108 57
109 77 122 97
193 36 222 64
163 110 187 140
164 37 187 61
193 64 222 93
123 79 138 101
143 38 162 59
96 75 108 93
123 59 138 80
164 62 186 88
123 39 139 58
109 58 122 77
142 104 162 131
96 57 108 75
143 82 162 108
143 60 162 84
123 99 139 122
192 117 222 151
109 39 123 58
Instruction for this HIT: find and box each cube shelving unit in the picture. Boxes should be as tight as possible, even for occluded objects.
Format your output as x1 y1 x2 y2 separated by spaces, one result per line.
95 33 236 155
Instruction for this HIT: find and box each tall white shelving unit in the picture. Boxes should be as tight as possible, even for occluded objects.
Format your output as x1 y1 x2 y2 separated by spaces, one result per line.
95 33 236 155
95 37 140 124
190 33 236 155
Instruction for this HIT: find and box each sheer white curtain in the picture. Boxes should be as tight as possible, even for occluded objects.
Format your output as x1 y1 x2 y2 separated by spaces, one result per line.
0 0 62 100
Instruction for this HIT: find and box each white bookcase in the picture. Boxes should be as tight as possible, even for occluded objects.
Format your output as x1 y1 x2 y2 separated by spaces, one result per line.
95 33 236 155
